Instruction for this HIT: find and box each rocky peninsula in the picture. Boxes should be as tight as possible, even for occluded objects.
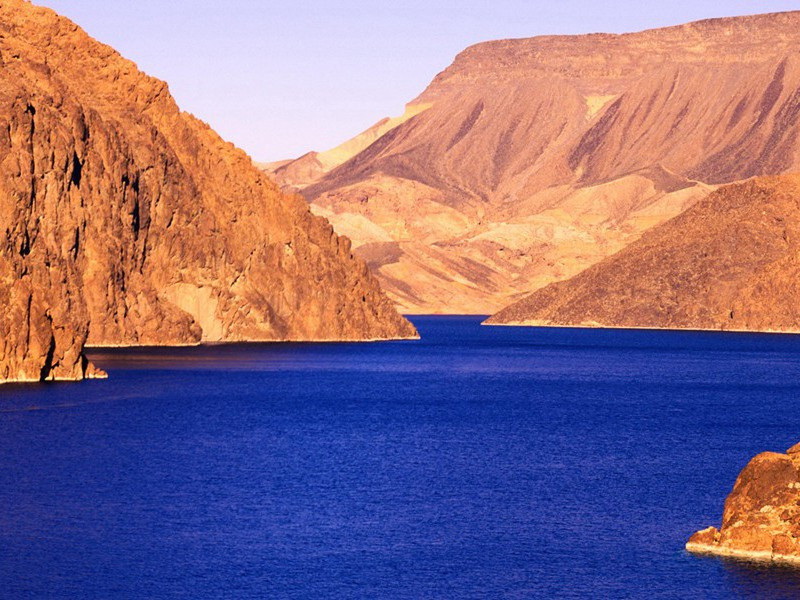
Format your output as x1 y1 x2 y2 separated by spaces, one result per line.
687 442 800 564
487 175 800 333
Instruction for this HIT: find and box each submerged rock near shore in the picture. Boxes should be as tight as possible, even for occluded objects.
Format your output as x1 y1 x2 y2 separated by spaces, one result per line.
687 443 800 564
0 0 415 384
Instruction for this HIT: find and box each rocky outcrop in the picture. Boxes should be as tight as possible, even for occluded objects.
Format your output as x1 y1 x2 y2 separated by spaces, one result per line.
687 443 800 564
0 0 416 384
267 11 800 314
485 175 800 332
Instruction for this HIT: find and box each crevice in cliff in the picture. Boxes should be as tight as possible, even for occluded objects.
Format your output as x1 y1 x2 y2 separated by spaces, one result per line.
69 151 82 189
71 226 80 258
24 294 32 350
19 229 30 256
38 329 56 382
25 102 36 176
131 201 140 237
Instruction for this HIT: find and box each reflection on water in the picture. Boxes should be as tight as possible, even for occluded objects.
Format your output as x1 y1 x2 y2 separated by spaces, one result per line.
720 556 800 597
88 343 332 370
0 391 156 413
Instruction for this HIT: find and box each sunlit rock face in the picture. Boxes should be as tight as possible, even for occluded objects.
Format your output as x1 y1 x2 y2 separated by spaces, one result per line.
687 442 800 564
267 11 800 314
0 0 416 384
486 175 800 332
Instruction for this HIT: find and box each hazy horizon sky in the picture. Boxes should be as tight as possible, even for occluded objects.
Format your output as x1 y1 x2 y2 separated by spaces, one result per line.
36 0 800 162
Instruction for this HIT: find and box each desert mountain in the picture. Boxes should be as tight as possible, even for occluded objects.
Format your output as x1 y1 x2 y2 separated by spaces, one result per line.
0 0 416 384
486 175 800 331
267 11 800 314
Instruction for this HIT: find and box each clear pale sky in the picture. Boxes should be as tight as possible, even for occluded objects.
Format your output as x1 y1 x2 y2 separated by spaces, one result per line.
35 0 800 162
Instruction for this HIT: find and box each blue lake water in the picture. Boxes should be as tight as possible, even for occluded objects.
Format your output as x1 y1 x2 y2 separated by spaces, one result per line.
4 316 800 598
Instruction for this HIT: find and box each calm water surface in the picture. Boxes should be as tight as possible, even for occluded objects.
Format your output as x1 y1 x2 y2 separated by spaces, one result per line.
3 316 800 598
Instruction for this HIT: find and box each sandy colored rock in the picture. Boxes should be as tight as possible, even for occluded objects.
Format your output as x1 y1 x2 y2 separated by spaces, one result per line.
265 11 800 314
486 175 800 332
686 445 800 565
0 0 416 384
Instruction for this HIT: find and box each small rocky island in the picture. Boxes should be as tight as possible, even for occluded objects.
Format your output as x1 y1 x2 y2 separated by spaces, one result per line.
687 443 800 564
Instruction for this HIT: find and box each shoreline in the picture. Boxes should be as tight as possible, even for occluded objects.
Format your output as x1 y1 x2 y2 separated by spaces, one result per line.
686 542 800 566
85 333 420 350
1 333 420 387
0 370 109 387
482 320 800 336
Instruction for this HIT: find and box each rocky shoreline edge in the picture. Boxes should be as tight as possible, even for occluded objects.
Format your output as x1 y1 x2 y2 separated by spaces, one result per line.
687 532 800 566
686 443 800 565
0 333 420 386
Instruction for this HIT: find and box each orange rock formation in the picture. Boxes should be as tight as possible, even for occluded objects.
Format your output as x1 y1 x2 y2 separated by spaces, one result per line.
0 0 416 384
687 442 800 564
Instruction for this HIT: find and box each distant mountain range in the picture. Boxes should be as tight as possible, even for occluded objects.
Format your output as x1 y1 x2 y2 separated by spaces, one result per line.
266 11 800 319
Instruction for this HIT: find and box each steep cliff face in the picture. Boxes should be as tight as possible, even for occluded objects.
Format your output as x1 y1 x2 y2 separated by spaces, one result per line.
687 443 800 564
486 176 800 331
0 0 416 384
268 11 800 314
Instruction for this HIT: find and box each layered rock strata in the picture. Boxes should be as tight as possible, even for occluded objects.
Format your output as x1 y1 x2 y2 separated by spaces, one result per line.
267 11 800 314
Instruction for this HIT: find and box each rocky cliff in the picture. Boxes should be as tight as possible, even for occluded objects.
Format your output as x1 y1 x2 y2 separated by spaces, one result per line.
687 442 800 564
268 11 800 314
0 0 416 384
486 175 800 332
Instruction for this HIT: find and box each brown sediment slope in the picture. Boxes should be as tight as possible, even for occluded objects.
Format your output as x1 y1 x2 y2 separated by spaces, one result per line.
486 175 800 332
0 0 416 384
267 11 800 314
687 442 800 565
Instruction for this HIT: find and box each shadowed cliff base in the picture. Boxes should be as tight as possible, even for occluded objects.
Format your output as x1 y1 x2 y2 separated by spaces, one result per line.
0 0 415 385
